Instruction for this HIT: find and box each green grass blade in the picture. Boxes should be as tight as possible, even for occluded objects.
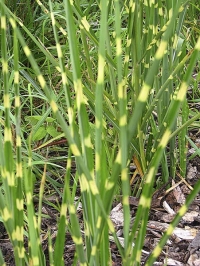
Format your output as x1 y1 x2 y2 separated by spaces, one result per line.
114 0 130 252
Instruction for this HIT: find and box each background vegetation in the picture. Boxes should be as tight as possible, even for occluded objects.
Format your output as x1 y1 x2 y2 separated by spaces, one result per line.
0 0 200 265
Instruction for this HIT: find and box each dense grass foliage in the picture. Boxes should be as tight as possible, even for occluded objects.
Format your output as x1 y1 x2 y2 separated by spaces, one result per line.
0 0 200 265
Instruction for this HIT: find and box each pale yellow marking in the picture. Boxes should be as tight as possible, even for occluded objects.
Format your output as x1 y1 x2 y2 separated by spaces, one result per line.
15 96 20 107
90 170 95 179
2 207 12 221
159 128 171 148
32 256 39 266
159 7 163 16
138 83 151 102
56 66 61 72
81 16 90 32
146 167 155 184
116 37 122 56
178 51 182 57
107 219 115 233
126 38 131 47
118 80 124 99
82 94 89 105
169 8 173 21
24 46 31 57
119 115 127 127
68 107 73 123
16 199 23 210
161 24 167 32
122 195 129 205
26 192 32 205
74 80 83 109
153 25 157 35
178 205 187 216
179 5 184 12
70 144 81 156
18 247 25 258
37 0 42 6
37 74 46 88
132 2 135 11
116 150 121 164
16 135 21 147
166 224 174 236
89 180 99 195
195 37 200 50
91 245 97 256
155 40 167 60
152 245 162 257
50 100 58 113
12 226 23 241
69 204 76 214
105 180 114 190
95 153 100 172
97 54 105 83
80 174 89 191
28 157 32 167
97 216 101 229
95 118 101 129
16 162 22 177
144 0 148 5
136 249 142 263
173 34 178 49
147 39 157 50
14 71 19 84
56 43 62 58
1 16 6 29
139 195 151 208
18 20 24 27
74 79 82 93
33 217 38 229
7 172 15 186
4 94 10 108
121 168 128 181
84 134 93 148
84 222 89 236
50 12 55 25
2 60 8 73
60 203 67 216
72 236 83 245
49 245 53 252
124 54 129 63
176 82 187 101
62 72 67 85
